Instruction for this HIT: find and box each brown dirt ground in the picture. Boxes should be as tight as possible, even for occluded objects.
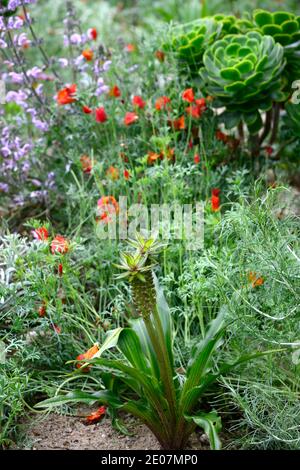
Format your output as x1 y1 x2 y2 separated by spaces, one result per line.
19 407 211 450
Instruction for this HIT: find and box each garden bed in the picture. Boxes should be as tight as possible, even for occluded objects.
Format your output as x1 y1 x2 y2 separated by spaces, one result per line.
19 409 212 450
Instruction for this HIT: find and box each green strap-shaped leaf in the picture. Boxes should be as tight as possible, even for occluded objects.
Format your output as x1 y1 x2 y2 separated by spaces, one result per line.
118 328 150 373
35 390 122 409
93 327 124 358
186 411 222 450
153 272 174 368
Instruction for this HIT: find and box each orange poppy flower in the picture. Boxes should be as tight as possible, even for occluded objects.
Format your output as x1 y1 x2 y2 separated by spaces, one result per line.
80 155 93 174
82 49 94 61
155 96 171 111
76 344 100 372
147 151 163 165
51 235 69 255
155 50 165 62
106 166 119 180
109 85 121 98
132 95 146 109
82 105 92 114
248 272 264 287
58 263 63 276
97 196 119 223
88 28 98 40
211 189 221 212
86 406 106 424
182 88 195 103
95 107 107 123
186 98 206 119
172 115 185 130
38 301 47 317
126 44 136 52
124 112 138 126
194 154 200 164
32 226 49 241
211 195 220 212
57 84 77 105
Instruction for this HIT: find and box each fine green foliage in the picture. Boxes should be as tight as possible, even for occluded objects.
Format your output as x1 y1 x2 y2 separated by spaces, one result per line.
285 101 300 138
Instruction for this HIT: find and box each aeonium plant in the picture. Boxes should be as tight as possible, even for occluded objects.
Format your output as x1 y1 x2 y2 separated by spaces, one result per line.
36 234 279 450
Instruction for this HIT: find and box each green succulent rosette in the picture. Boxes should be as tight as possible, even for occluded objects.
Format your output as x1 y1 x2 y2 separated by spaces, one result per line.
253 9 300 82
253 10 300 46
199 31 287 133
213 14 253 35
284 101 300 138
163 18 222 72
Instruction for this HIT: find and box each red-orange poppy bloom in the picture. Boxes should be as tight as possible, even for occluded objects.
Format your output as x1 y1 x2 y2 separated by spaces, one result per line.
132 95 146 109
126 44 136 52
38 301 47 317
82 49 94 61
58 263 63 277
32 226 49 241
155 50 165 62
106 166 119 180
95 107 107 123
76 344 99 372
51 235 69 255
88 28 98 40
57 84 77 105
86 406 106 424
194 154 200 164
124 112 138 126
182 88 195 103
155 96 171 111
97 196 119 223
248 272 264 287
147 151 163 165
186 98 206 119
123 169 130 180
172 115 185 130
82 105 92 114
80 155 93 174
109 85 121 98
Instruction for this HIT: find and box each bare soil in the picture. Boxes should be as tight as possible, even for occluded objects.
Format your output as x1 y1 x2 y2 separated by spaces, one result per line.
19 407 210 450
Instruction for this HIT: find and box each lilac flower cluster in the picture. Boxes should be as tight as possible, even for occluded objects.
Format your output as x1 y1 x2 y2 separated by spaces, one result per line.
0 0 36 15
0 0 114 208
0 125 33 190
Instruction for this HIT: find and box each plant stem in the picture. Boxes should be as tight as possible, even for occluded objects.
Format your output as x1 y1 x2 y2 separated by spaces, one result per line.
143 315 177 431
269 102 281 145
259 109 272 145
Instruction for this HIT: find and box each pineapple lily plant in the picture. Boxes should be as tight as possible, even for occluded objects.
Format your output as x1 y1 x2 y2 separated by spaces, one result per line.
37 234 279 450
